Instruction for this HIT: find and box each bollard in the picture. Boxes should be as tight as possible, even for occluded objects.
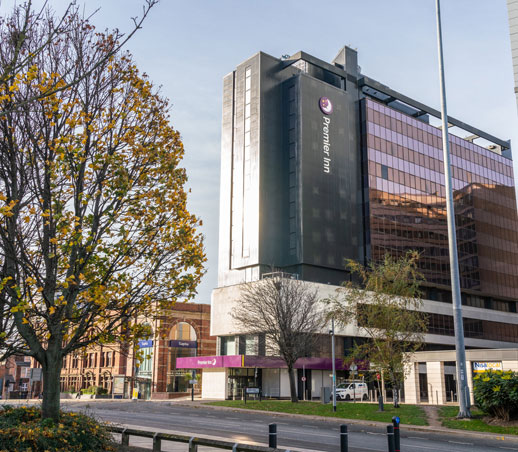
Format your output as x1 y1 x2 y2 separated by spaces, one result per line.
121 428 129 446
340 424 348 452
269 423 277 449
152 432 161 452
392 416 400 452
189 437 198 452
387 425 395 452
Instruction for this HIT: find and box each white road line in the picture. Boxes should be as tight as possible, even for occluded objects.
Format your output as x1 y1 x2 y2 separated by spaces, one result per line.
403 444 458 451
448 441 474 445
499 447 518 451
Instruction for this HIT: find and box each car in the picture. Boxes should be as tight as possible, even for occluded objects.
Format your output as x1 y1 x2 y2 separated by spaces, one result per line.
332 382 369 401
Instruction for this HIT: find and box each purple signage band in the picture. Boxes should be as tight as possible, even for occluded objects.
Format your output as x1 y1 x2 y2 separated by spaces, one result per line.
176 355 243 369
169 340 197 349
176 355 365 371
319 96 333 115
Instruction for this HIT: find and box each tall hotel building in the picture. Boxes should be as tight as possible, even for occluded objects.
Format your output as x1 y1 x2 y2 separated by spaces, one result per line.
178 46 518 401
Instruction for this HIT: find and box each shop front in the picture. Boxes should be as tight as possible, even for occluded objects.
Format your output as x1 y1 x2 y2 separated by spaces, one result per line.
176 355 354 400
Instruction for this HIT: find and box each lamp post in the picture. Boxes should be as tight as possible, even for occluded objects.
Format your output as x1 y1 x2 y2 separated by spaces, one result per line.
435 0 471 418
330 317 337 412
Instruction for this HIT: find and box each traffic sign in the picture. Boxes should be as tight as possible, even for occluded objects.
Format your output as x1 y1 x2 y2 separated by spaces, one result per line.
376 373 381 380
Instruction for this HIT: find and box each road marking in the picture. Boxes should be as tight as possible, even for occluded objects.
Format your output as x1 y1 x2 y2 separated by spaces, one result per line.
403 444 459 451
407 436 424 440
277 428 334 439
499 447 518 450
366 431 383 436
448 441 474 445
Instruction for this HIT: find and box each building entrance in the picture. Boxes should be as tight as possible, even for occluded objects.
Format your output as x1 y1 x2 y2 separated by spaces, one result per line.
227 368 261 400
297 369 312 400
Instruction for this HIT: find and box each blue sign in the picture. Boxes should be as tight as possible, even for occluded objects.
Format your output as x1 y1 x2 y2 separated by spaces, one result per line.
138 340 153 348
169 340 197 349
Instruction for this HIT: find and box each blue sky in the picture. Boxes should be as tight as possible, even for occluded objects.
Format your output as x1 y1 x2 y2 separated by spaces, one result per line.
4 0 517 304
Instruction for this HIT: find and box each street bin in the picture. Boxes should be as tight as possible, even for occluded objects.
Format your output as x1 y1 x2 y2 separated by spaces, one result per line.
321 386 331 404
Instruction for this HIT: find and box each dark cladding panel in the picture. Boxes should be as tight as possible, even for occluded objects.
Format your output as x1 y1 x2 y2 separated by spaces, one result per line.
293 74 362 270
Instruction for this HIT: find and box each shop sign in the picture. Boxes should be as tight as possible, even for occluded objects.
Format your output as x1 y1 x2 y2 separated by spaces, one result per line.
473 362 503 373
169 340 197 349
138 340 153 348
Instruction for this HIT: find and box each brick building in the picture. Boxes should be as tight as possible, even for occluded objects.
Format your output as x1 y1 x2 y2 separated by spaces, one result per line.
53 302 215 399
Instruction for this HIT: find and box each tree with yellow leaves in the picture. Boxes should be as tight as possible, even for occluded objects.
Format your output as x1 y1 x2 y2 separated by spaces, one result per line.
0 5 205 420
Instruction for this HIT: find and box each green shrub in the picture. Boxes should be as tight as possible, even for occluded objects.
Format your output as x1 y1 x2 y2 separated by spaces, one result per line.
473 370 518 421
0 405 116 451
80 385 108 395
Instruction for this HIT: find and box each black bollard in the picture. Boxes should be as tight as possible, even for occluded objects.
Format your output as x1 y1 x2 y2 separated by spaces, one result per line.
392 416 400 452
387 425 395 452
269 423 277 449
340 424 348 452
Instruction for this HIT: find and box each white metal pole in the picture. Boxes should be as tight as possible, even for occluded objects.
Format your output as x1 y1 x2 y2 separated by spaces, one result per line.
435 0 471 418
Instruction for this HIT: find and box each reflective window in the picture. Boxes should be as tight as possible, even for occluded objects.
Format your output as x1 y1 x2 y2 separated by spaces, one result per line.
362 98 518 301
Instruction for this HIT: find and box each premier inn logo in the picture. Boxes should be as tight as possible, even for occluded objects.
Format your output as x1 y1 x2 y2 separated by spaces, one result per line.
320 97 332 174
319 97 333 115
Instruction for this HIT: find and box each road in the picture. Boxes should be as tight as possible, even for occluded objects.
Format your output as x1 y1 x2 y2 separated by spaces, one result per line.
46 400 518 452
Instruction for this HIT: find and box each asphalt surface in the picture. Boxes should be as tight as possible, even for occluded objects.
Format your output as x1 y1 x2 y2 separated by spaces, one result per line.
45 400 518 452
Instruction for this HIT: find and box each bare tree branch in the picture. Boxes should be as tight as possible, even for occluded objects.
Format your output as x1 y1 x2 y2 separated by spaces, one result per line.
232 275 326 403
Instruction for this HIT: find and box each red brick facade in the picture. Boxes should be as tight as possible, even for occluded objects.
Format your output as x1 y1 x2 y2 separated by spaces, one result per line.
54 302 215 399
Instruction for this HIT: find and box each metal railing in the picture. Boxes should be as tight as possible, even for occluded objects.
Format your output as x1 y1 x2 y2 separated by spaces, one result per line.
109 426 286 452
108 418 402 452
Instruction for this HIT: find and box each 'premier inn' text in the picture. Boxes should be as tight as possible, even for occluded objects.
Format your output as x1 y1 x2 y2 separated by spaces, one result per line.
322 116 331 173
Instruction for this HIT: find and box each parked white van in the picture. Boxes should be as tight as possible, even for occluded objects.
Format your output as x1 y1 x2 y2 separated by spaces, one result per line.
333 382 368 401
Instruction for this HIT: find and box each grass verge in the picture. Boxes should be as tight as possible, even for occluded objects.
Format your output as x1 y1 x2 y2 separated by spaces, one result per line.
439 406 518 435
207 400 428 426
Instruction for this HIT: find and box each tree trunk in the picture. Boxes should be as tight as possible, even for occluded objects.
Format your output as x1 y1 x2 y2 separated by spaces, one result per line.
41 355 62 421
288 367 298 403
393 382 400 408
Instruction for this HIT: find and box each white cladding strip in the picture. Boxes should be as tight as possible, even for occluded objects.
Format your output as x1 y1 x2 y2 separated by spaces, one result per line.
509 0 518 110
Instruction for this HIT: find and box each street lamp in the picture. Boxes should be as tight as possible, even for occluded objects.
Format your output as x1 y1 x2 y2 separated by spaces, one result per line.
330 318 336 412
435 0 471 418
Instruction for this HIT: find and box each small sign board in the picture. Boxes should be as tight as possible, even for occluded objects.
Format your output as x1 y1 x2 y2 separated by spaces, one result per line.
189 379 198 385
138 340 153 348
113 376 125 394
246 387 260 394
169 340 197 349
30 368 42 382
473 362 503 373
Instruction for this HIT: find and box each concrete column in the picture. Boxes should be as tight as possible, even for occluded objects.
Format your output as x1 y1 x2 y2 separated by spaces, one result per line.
426 361 446 405
403 362 419 404
465 361 475 406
